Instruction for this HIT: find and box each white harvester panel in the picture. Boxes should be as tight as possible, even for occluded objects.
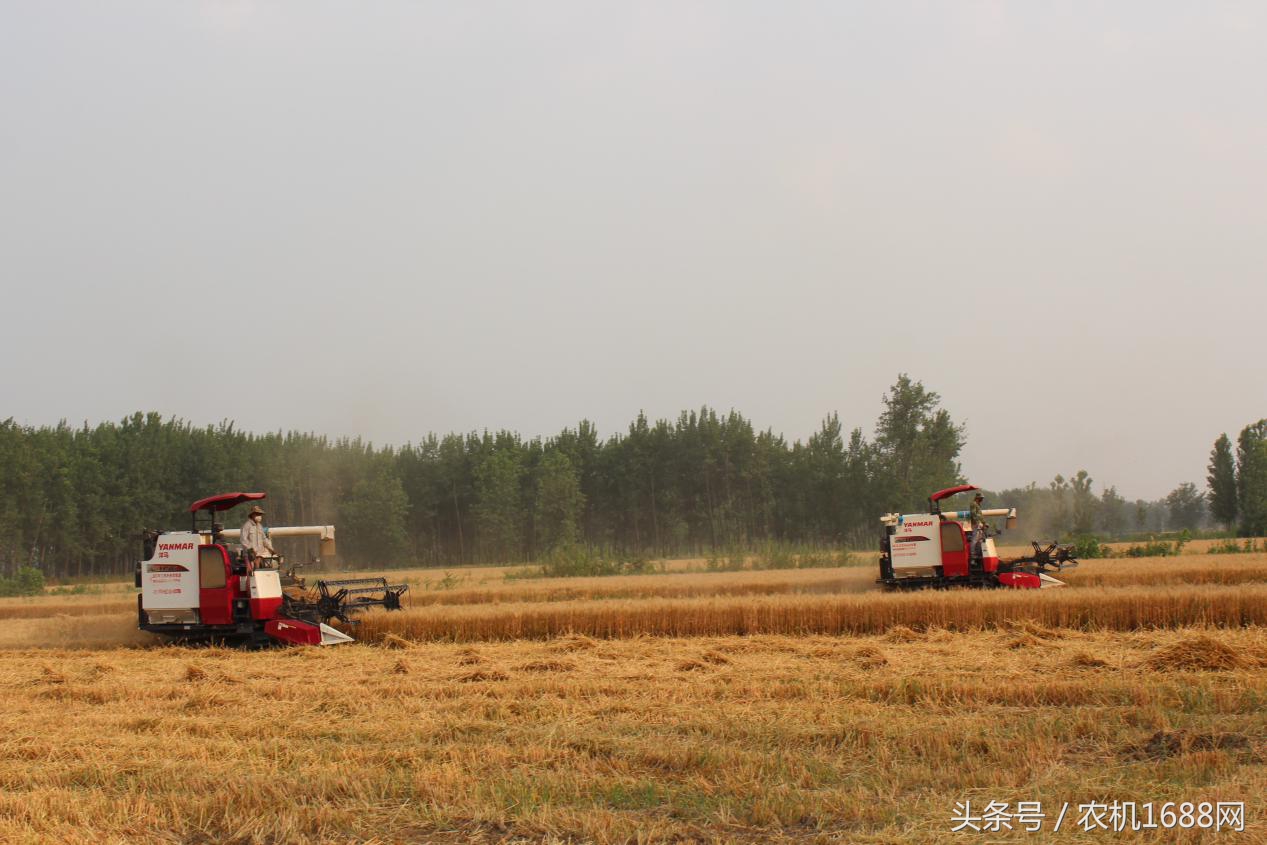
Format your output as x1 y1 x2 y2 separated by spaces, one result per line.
250 569 282 600
248 568 284 619
890 514 942 570
141 531 201 610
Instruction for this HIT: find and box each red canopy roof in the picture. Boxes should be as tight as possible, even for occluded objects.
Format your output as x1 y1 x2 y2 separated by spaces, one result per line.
189 492 266 513
929 484 978 503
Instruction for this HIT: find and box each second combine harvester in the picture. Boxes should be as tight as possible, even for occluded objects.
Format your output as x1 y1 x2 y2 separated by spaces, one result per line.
878 484 1077 590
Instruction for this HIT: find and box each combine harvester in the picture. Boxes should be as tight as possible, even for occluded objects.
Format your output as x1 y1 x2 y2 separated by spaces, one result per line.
878 484 1077 590
136 492 407 646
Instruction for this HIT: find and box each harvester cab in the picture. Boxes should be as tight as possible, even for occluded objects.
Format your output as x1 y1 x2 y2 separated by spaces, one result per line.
136 492 408 646
877 484 1077 590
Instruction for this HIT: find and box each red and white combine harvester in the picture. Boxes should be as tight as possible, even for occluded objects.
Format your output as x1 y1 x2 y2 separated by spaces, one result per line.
878 484 1077 590
136 492 407 646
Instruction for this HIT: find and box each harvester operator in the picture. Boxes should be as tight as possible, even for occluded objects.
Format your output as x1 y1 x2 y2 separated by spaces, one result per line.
969 493 986 559
241 505 277 561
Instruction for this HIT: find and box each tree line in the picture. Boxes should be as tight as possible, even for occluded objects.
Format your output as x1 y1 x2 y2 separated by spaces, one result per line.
0 374 1231 578
989 416 1267 542
1 375 965 576
991 472 1203 541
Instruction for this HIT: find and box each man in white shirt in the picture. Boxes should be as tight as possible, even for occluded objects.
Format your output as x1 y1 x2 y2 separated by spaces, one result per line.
240 505 277 561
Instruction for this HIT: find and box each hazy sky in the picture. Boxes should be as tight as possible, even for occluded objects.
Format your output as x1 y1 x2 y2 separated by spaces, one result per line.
2 2 1264 500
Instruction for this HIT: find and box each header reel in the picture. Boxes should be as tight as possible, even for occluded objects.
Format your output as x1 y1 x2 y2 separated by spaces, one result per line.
284 576 409 626
1000 541 1080 576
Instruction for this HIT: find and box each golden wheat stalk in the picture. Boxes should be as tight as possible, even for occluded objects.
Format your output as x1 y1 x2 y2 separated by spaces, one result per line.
347 584 1267 643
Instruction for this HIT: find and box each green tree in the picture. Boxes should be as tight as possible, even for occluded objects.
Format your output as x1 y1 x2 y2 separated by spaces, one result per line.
1206 433 1238 530
1070 470 1096 535
804 413 847 541
1134 500 1149 532
1098 486 1127 536
872 374 965 511
1236 420 1267 536
338 457 409 566
1164 482 1206 531
473 448 524 562
534 450 585 551
840 427 874 539
1048 474 1070 536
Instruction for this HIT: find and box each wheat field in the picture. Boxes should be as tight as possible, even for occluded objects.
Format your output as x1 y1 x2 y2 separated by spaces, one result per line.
0 552 1264 842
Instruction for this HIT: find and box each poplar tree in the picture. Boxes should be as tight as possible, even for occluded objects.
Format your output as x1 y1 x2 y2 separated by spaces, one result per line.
534 450 584 551
1207 433 1238 529
1236 421 1267 537
473 448 524 562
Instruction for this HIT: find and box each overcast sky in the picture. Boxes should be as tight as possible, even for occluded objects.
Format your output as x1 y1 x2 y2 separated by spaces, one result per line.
2 2 1264 500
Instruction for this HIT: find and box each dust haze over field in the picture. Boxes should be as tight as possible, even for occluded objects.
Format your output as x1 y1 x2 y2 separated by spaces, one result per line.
3 3 1267 498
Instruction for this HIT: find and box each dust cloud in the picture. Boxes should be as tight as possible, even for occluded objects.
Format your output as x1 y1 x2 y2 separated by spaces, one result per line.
0 613 157 650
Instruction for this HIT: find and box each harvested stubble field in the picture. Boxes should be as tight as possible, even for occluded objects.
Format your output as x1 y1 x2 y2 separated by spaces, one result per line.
0 628 1264 843
0 552 1265 843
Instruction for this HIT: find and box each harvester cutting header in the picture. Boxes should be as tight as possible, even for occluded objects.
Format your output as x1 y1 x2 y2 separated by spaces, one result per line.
136 492 407 647
878 484 1077 590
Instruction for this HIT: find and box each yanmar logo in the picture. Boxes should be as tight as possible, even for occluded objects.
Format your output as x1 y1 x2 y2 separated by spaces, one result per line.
158 542 196 551
904 520 934 528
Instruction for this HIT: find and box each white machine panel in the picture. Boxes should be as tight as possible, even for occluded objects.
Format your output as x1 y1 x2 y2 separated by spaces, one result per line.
890 513 943 570
141 531 201 609
250 569 282 600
